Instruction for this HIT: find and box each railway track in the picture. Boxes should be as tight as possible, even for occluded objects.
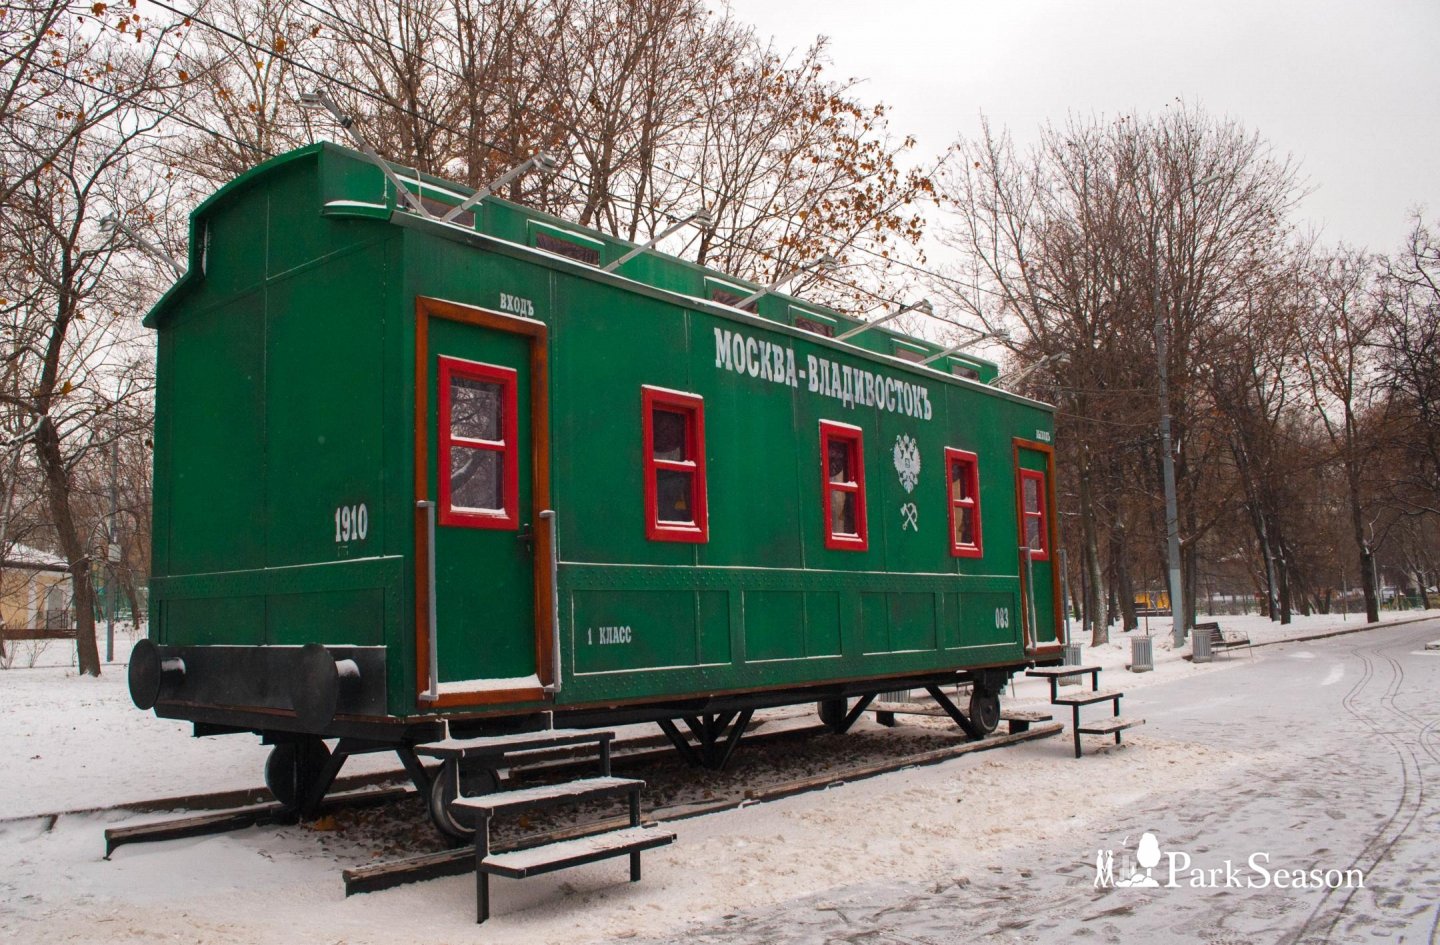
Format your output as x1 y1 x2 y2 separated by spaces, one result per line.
341 721 1061 896
95 713 805 856
96 717 1061 895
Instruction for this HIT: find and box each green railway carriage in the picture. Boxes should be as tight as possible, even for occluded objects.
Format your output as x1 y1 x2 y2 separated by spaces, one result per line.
130 142 1063 827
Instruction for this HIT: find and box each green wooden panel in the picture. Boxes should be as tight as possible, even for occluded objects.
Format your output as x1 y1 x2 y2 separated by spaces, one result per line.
550 282 695 567
571 590 697 672
165 291 266 575
201 198 268 297
874 399 938 577
860 591 888 654
942 592 963 648
743 590 805 661
264 247 387 570
264 162 327 278
888 592 938 652
964 591 1020 647
165 596 264 647
697 590 730 664
695 348 806 570
267 588 384 647
804 591 842 657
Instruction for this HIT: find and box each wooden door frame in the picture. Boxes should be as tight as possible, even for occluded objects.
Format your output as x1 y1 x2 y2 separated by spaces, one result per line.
1012 437 1062 657
414 296 553 708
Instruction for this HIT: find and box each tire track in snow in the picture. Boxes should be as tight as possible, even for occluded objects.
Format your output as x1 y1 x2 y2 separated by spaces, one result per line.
1287 635 1436 944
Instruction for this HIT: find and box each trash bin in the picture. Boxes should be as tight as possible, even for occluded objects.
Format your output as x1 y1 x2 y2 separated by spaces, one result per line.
1191 627 1213 663
1130 635 1154 672
1060 642 1083 686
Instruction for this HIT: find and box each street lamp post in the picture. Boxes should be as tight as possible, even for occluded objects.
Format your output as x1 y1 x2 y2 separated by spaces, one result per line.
1153 236 1186 648
1150 171 1223 647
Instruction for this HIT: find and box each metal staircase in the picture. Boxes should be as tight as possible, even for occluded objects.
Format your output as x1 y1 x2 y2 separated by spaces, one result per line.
1026 665 1145 758
416 728 675 923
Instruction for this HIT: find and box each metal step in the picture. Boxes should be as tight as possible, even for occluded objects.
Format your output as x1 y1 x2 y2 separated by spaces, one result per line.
1076 717 1145 736
1025 664 1101 678
451 776 644 817
415 729 615 760
480 825 676 879
1000 708 1054 722
1052 688 1125 707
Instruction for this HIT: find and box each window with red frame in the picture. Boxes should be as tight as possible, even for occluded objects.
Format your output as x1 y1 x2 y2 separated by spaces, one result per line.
642 387 708 542
1020 468 1048 560
946 448 982 558
439 357 518 529
820 421 867 551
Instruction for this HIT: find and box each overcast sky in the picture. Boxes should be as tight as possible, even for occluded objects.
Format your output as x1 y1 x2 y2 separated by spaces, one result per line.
722 0 1439 254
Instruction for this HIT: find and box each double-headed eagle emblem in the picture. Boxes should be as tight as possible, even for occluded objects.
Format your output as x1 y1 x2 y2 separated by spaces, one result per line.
893 434 921 493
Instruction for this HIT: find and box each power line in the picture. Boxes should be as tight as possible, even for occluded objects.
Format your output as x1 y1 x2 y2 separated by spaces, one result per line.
31 61 277 160
72 2 1012 346
171 0 1007 320
146 0 516 160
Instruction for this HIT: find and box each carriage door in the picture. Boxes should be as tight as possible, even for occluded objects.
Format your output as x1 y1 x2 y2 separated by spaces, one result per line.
415 297 553 709
1014 441 1060 655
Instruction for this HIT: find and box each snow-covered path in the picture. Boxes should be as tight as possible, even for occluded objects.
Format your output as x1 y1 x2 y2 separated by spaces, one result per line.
637 617 1440 945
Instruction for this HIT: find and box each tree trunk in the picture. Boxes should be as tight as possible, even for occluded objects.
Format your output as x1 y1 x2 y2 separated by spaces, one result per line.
1277 552 1292 625
1115 530 1138 632
1078 454 1107 646
35 417 100 675
121 568 145 628
1183 530 1199 625
1348 502 1379 624
1104 540 1119 628
1255 524 1279 621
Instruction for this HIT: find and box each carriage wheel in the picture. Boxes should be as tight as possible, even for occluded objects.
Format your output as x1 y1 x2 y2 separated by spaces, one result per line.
817 698 848 733
968 688 1001 735
264 738 331 810
427 758 502 842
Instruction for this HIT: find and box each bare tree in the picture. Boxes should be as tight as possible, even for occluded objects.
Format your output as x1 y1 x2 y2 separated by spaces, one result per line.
1374 214 1440 519
1299 249 1384 623
934 105 1303 638
1 8 182 674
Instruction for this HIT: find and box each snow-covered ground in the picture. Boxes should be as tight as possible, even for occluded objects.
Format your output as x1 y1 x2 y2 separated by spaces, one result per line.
1005 607 1440 706
1 609 1437 944
4 608 1432 819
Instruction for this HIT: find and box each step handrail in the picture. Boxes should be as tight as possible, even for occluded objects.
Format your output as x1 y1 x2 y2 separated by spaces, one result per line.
418 499 439 702
539 508 561 695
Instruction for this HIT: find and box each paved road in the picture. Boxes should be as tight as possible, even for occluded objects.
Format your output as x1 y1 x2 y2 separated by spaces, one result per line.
639 619 1440 944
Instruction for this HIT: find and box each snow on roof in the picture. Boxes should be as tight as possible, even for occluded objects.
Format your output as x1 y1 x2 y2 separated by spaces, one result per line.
6 543 67 568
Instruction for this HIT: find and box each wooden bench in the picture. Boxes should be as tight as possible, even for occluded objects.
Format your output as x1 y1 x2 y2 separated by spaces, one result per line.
1194 621 1252 658
1 628 79 662
0 628 79 642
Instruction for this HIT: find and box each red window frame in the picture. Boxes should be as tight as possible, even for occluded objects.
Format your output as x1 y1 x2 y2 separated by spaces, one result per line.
438 356 519 529
1019 468 1049 561
820 420 868 551
642 386 708 543
945 447 983 558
